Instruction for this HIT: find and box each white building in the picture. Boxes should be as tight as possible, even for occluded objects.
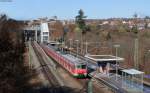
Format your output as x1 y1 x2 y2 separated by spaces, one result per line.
40 23 49 43
148 23 150 28
102 21 109 25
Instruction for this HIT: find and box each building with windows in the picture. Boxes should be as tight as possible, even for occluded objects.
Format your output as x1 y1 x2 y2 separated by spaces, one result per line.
40 23 49 43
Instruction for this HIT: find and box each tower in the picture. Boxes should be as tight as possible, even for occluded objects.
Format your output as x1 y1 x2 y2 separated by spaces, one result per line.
40 22 49 43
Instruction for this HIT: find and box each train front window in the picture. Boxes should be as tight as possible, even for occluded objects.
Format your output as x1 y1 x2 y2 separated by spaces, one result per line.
77 65 86 69
81 65 86 69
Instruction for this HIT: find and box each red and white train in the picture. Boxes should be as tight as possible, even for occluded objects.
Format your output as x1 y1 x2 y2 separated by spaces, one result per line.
41 44 87 78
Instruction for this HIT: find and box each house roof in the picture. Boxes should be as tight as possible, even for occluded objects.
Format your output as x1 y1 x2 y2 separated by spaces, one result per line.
85 55 124 62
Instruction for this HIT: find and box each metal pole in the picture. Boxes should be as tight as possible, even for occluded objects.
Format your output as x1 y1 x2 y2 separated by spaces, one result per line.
77 41 78 58
88 79 93 93
75 40 79 58
125 72 126 88
35 30 37 41
61 43 63 52
134 38 139 70
116 47 118 81
141 74 143 92
85 41 88 54
28 46 31 70
113 44 120 81
107 63 110 77
28 42 32 69
122 71 123 88
69 39 72 54
143 50 150 74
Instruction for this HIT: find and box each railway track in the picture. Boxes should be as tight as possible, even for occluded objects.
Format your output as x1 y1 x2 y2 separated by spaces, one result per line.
31 42 65 93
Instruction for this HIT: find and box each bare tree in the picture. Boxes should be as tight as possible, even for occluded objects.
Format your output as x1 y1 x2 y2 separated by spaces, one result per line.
0 14 31 93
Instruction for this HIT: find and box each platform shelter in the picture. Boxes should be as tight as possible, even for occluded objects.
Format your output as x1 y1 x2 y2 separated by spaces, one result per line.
121 69 144 93
85 55 124 75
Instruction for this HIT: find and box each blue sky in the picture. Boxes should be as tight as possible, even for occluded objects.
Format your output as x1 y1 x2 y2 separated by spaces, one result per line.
0 0 150 20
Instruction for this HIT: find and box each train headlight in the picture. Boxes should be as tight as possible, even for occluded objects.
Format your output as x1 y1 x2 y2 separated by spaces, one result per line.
84 73 87 76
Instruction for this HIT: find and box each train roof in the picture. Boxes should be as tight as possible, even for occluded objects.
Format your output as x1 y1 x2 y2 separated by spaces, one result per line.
122 69 144 75
47 45 86 65
60 53 86 65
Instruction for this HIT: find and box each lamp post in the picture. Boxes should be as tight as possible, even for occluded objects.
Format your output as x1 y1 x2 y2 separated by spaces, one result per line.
144 50 150 74
113 44 120 81
88 79 93 93
134 38 139 70
85 41 88 55
69 39 72 54
61 42 64 52
75 40 79 58
145 50 150 60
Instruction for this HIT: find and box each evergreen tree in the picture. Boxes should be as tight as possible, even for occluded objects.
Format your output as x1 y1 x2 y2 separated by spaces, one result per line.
75 9 87 34
75 9 87 54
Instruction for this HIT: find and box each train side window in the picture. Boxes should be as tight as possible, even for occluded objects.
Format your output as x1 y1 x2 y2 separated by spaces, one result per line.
77 65 81 68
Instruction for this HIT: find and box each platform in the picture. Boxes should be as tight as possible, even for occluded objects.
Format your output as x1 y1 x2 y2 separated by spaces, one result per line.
89 71 147 93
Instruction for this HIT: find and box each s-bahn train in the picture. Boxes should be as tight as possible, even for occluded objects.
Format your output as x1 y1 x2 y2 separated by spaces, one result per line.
41 44 87 78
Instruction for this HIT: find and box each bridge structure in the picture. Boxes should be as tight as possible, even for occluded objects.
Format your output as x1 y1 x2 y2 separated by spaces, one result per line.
24 22 50 43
